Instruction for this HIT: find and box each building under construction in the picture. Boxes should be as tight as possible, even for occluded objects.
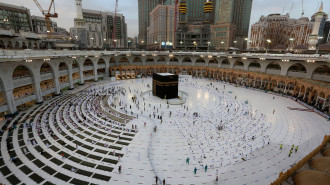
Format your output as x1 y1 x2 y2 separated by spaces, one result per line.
71 0 128 50
176 0 214 50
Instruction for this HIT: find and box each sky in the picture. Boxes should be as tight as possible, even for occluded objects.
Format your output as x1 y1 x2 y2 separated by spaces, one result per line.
1 0 328 38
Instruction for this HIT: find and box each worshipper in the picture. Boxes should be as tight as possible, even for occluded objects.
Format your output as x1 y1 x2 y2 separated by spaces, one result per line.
118 165 122 174
186 157 190 165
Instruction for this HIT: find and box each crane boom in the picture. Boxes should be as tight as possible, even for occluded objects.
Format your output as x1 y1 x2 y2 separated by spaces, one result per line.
301 0 304 17
33 0 45 14
32 0 58 38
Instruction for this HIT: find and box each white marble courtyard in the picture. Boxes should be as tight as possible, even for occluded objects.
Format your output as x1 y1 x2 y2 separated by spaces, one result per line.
0 77 329 185
106 77 329 185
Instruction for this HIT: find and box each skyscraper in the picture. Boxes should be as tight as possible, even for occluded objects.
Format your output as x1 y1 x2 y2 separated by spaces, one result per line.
138 0 162 47
148 4 175 49
213 0 252 49
186 0 205 23
232 0 253 49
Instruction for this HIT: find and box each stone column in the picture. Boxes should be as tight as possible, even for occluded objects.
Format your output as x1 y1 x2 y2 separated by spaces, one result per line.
33 80 43 103
4 89 17 114
94 65 98 81
54 76 61 95
68 69 74 90
79 66 84 85
105 61 110 80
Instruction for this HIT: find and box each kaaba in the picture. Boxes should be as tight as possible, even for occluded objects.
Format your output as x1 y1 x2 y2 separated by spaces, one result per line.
152 73 178 99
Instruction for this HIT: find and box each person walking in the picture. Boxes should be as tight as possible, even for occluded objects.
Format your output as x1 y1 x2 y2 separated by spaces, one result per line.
163 179 165 185
118 165 122 174
194 167 197 174
186 157 190 165
295 146 298 152
289 150 292 157
280 144 283 150
155 176 158 184
205 165 208 172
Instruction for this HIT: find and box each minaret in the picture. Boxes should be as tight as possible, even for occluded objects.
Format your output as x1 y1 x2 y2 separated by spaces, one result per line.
203 0 213 24
308 1 327 50
73 0 87 49
178 0 187 24
177 0 187 49
75 0 83 19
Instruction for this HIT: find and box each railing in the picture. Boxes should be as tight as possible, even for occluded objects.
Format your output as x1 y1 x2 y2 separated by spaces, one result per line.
0 49 329 62
271 135 330 185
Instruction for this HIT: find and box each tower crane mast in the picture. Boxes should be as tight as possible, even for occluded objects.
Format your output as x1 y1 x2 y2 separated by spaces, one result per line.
32 0 58 38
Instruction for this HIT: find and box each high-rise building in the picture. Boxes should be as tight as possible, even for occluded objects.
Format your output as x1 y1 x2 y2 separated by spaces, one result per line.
0 2 41 49
71 0 127 49
324 21 330 43
213 0 252 49
232 0 253 49
176 0 214 50
214 0 234 24
186 0 205 23
31 16 58 34
0 2 32 33
138 0 162 47
249 14 313 51
308 2 328 50
147 4 175 49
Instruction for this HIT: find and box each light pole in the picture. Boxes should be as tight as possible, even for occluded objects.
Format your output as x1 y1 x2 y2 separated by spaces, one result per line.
266 39 271 53
233 40 237 54
193 41 197 51
289 38 294 51
114 39 117 49
207 41 211 52
103 39 107 50
180 41 183 50
316 36 323 54
244 38 248 51
128 40 132 51
220 41 224 51
154 41 157 51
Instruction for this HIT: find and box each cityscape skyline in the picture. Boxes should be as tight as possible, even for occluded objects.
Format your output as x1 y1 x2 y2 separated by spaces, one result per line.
0 0 328 38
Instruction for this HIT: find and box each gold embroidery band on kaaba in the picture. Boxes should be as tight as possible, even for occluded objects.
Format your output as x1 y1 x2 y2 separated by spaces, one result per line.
153 80 178 86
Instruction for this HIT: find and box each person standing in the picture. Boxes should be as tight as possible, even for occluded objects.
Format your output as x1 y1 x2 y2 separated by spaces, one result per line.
186 157 190 165
205 165 208 172
194 167 197 174
118 165 122 174
155 176 158 184
163 179 165 185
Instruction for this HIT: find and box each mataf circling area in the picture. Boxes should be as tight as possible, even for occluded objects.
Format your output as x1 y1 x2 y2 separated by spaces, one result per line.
0 77 329 185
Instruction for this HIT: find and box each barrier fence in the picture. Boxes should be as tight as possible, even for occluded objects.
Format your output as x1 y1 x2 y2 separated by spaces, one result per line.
270 135 330 185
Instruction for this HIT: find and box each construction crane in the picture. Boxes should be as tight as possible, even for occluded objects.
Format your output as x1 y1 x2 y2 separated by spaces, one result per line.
112 0 119 48
301 0 304 17
32 0 58 38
